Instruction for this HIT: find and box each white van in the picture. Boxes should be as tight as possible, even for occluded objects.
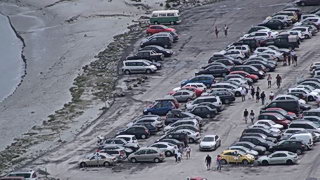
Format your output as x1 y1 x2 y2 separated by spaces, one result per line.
289 133 313 150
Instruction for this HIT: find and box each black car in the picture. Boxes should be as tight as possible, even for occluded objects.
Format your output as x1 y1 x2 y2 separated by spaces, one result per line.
135 123 158 135
241 133 277 143
263 37 299 49
116 125 150 139
260 109 296 121
140 36 172 49
127 50 164 61
236 38 260 50
269 139 305 155
262 100 301 115
233 141 266 155
244 60 276 71
165 109 202 125
201 62 225 69
195 65 230 77
158 138 184 148
139 45 173 57
259 19 285 30
231 65 265 79
210 91 235 104
242 128 281 139
159 132 189 147
190 105 217 118
249 64 268 72
248 26 270 33
240 136 274 150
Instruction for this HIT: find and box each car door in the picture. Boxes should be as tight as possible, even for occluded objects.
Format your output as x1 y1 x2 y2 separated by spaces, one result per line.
145 149 158 161
173 92 182 101
181 91 190 101
269 153 283 164
135 149 147 161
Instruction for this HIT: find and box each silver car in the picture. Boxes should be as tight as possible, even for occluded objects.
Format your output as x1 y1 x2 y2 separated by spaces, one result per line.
257 151 298 165
172 89 196 102
150 142 176 156
128 147 165 163
122 60 157 75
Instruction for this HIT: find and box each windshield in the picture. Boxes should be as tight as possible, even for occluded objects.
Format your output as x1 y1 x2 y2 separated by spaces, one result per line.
9 173 31 178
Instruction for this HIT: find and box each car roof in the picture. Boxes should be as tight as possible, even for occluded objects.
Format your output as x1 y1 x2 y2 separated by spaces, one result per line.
203 135 217 137
222 150 237 153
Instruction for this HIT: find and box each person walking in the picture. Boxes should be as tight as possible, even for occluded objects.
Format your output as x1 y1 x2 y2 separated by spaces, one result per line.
185 146 191 159
269 91 274 101
256 86 261 93
288 51 291 66
224 24 229 37
205 154 212 170
250 86 255 99
316 96 320 108
267 74 272 88
174 146 179 162
250 110 255 124
260 91 266 105
256 91 260 103
276 74 282 88
243 109 249 124
241 87 247 101
292 51 298 66
216 155 222 171
215 26 219 38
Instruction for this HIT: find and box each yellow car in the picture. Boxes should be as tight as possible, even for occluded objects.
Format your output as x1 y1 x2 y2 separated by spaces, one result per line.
219 150 254 165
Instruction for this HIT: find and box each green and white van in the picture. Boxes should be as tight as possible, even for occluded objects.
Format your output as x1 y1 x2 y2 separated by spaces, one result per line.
150 10 181 25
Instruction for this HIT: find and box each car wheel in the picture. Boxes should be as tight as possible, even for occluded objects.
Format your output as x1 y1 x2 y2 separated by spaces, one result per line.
296 149 302 155
80 162 87 168
242 159 249 165
124 70 130 75
164 44 169 48
103 162 111 167
286 159 293 165
224 99 229 104
206 114 211 118
146 69 152 74
170 21 175 25
165 151 172 157
308 96 314 101
130 158 137 163
154 158 161 163
141 134 147 139
220 159 227 165
154 21 159 24
261 160 269 166
235 91 241 97
189 138 195 143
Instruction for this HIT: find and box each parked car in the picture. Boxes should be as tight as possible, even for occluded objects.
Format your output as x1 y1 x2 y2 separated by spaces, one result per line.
158 132 189 147
140 36 172 49
164 119 199 132
79 153 116 168
150 142 176 156
269 139 305 155
257 151 298 165
261 107 297 120
172 89 196 102
229 71 259 82
209 90 235 104
165 109 203 125
158 138 184 148
199 135 221 151
7 170 38 180
231 65 265 79
242 128 281 139
102 138 138 152
115 135 140 150
186 96 222 111
181 75 215 88
167 125 200 134
288 120 320 132
259 19 285 30
143 101 176 116
195 65 230 77
127 115 163 129
128 147 165 163
127 50 164 61
211 82 242 97
228 146 259 157
116 125 150 139
140 45 173 57
174 129 201 143
122 60 157 75
240 136 274 150
190 105 217 118
258 113 291 128
241 133 277 143
303 108 320 117
296 0 320 6
150 10 180 25
288 132 313 150
219 150 255 165
282 128 306 139
99 145 128 161
146 25 175 35
233 141 266 155
261 100 301 115
253 120 284 130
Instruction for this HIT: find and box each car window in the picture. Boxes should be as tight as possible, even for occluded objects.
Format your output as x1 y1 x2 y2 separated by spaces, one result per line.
147 149 158 154
136 149 146 155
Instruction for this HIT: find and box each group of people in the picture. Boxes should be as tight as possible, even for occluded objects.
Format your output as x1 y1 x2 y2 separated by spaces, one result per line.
267 74 282 89
283 49 298 67
174 146 191 163
214 24 229 38
205 154 222 171
243 109 255 124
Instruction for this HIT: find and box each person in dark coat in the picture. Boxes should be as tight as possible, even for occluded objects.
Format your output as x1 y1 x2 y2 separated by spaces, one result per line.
256 91 260 103
260 91 266 105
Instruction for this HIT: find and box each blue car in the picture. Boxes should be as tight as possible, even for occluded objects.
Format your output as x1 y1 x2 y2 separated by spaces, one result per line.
181 75 215 88
143 101 176 116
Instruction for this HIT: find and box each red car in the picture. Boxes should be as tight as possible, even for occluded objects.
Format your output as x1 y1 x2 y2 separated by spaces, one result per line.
168 86 204 97
146 25 176 35
263 108 297 120
258 113 291 128
230 71 259 82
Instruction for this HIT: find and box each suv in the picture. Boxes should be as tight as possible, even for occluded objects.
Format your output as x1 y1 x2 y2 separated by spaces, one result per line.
126 50 164 61
116 126 150 139
269 139 305 155
7 170 38 180
122 60 157 75
140 36 172 49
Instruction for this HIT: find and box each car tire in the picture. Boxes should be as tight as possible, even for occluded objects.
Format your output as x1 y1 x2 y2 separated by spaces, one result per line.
286 159 293 165
261 160 269 166
206 114 211 118
146 69 152 74
130 158 138 163
154 21 159 24
141 134 147 139
235 91 241 97
242 159 249 165
170 21 175 25
124 70 130 75
296 149 302 155
80 162 87 168
154 158 161 163
308 96 314 101
224 99 229 104
165 151 172 157
164 44 169 48
220 159 227 165
189 138 195 143
103 162 111 167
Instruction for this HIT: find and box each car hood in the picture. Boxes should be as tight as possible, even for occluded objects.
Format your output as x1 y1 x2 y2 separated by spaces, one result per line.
200 141 216 146
167 28 176 32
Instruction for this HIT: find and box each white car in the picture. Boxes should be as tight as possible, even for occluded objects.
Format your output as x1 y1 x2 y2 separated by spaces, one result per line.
8 170 38 180
211 82 242 97
127 116 163 128
186 96 222 110
164 119 199 132
116 135 140 150
224 49 246 60
282 128 305 139
254 120 284 130
175 129 201 143
228 146 259 156
257 151 298 165
227 78 249 88
225 45 250 57
150 142 176 156
301 14 319 21
256 49 284 61
287 30 304 40
199 135 221 151
274 94 306 104
291 26 312 39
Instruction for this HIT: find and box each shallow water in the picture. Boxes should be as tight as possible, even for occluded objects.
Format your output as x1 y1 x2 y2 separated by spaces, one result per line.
0 13 24 102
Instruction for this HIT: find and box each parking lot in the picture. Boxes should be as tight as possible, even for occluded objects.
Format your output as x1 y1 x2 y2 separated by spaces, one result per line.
16 0 320 180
